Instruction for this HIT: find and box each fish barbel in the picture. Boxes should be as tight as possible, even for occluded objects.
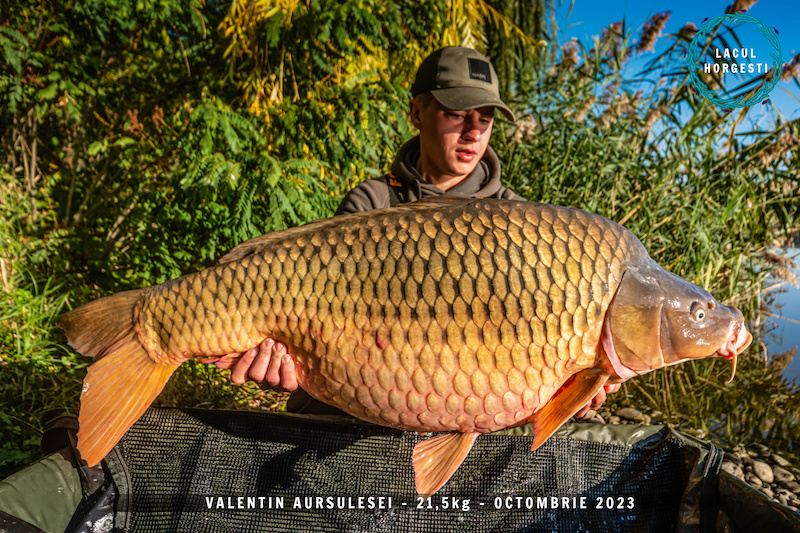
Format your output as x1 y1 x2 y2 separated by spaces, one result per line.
58 198 752 495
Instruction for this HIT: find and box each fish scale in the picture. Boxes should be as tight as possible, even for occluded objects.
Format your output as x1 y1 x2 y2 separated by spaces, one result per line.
59 197 750 494
131 200 638 434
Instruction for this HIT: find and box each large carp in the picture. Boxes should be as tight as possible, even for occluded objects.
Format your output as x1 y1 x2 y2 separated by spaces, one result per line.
59 198 751 495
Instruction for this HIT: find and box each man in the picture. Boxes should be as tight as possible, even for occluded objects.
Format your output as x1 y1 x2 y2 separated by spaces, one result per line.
215 46 617 416
0 48 611 532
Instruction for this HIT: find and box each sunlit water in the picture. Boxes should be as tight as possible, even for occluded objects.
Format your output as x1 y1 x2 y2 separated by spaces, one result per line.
763 247 800 383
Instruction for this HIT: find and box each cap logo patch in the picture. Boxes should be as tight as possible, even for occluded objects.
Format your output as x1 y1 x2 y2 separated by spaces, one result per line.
468 58 492 83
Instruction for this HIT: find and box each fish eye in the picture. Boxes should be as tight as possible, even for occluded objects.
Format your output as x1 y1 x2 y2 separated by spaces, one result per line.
690 301 706 322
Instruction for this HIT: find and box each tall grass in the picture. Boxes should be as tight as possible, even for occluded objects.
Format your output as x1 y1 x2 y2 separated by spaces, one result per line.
0 273 79 472
496 10 800 454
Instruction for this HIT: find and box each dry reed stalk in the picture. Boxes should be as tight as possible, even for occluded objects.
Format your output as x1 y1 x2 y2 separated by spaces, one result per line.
678 22 697 41
560 39 580 70
635 11 672 55
725 0 759 14
600 21 623 56
782 52 800 82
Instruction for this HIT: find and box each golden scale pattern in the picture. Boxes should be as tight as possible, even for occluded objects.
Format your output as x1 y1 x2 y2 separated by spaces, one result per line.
135 200 645 434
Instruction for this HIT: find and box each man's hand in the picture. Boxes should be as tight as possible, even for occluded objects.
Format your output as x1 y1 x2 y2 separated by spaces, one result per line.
204 339 298 392
575 383 621 419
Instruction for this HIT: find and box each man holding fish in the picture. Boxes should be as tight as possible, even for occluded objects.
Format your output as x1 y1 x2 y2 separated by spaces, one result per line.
0 45 752 532
217 46 620 417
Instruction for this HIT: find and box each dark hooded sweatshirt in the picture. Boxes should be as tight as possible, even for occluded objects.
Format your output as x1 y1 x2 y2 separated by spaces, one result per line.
335 136 523 215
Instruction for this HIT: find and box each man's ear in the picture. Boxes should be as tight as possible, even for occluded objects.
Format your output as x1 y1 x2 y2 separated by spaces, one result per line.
409 99 422 130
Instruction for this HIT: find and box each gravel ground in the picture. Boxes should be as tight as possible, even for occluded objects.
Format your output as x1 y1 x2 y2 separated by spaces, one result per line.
575 406 800 515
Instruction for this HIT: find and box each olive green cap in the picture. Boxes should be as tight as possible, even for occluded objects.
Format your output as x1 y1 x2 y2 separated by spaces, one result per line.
411 46 515 122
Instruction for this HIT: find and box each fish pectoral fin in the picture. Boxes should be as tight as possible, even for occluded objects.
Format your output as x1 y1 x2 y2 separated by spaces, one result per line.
529 368 610 451
412 431 480 497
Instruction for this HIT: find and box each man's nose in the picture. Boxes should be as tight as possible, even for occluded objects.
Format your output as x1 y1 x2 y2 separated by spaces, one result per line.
462 115 482 141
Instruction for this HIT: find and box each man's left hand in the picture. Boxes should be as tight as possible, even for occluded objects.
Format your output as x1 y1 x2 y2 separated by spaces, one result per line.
203 339 298 392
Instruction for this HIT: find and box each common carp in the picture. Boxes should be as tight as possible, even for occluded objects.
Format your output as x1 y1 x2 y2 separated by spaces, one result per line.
58 198 751 495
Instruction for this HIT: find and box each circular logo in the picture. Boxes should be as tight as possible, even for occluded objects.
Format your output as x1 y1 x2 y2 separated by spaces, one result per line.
686 13 782 109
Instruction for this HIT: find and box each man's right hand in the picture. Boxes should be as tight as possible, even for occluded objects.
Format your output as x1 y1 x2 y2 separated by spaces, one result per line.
207 339 298 392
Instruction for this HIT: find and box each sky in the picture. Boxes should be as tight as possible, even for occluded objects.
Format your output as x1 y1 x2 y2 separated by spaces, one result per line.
553 0 800 123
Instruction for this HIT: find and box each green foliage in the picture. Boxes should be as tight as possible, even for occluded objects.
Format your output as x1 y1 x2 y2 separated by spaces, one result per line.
0 0 447 477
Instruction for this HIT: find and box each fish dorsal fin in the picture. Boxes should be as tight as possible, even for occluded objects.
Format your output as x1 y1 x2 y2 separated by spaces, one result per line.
401 196 478 208
219 198 482 264
412 431 480 496
219 218 342 264
529 368 609 451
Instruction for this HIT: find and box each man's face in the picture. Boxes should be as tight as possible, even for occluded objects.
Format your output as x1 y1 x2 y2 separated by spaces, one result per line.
410 97 495 189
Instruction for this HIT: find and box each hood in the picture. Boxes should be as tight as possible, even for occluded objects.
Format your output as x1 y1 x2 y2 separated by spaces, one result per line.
390 136 505 200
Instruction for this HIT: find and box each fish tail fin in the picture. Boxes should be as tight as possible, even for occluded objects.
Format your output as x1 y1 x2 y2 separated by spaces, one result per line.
78 340 177 466
58 288 145 360
57 288 179 466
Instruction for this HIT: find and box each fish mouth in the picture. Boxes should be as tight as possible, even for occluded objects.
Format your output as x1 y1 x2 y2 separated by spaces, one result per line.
715 325 752 384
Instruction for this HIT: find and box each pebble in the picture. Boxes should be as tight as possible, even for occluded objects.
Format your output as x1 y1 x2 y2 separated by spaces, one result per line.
773 454 792 468
722 461 745 481
780 480 800 493
591 403 800 515
774 466 795 483
734 449 750 461
685 428 706 439
724 453 742 464
745 473 763 488
752 460 774 484
615 408 644 422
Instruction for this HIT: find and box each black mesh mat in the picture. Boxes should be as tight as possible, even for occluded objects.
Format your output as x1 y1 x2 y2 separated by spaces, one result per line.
108 408 704 532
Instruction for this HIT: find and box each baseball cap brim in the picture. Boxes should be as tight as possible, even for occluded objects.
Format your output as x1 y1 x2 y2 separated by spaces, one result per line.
431 87 516 122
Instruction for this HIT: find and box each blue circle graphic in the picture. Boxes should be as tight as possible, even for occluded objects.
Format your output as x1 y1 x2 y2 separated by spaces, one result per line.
686 13 782 108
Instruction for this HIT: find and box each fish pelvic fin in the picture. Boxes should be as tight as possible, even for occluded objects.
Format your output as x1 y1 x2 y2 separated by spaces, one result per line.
78 340 177 467
57 288 146 360
529 368 609 451
412 431 480 497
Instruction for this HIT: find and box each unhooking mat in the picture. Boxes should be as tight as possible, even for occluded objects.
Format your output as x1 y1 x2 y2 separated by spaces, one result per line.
4 407 800 532
93 409 714 532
